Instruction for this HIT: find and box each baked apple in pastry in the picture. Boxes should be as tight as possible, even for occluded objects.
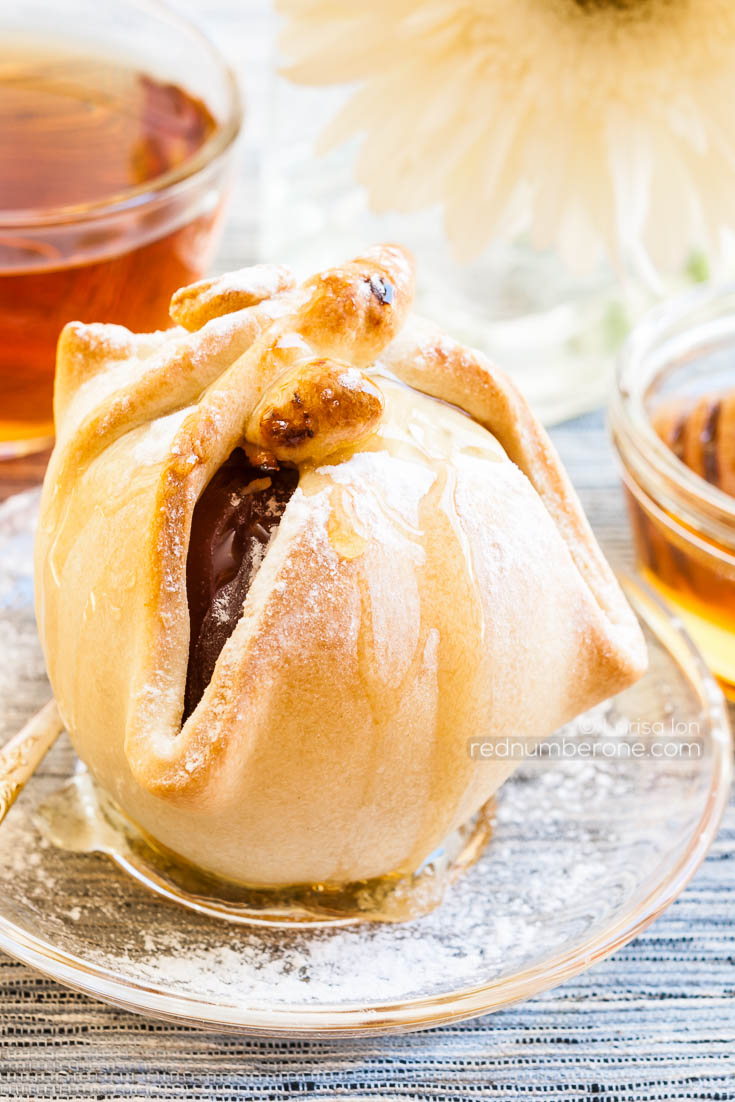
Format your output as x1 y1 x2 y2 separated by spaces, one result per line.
34 245 646 888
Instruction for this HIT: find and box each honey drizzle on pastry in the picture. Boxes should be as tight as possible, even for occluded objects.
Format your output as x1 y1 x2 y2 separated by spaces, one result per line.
302 379 496 874
120 245 414 798
38 248 413 807
36 245 647 888
379 317 639 636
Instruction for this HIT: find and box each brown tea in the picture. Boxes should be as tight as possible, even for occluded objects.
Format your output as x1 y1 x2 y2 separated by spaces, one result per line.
0 47 222 454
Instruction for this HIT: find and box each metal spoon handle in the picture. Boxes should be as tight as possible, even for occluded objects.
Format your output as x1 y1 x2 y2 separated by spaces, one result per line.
0 700 64 825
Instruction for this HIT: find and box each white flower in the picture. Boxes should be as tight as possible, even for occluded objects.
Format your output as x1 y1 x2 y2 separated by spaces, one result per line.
277 0 735 280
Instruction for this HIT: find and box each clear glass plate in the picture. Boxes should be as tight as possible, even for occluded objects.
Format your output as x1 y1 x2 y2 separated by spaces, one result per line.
0 489 731 1036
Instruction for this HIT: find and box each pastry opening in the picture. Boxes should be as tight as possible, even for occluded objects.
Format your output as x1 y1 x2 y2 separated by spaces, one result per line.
183 447 299 721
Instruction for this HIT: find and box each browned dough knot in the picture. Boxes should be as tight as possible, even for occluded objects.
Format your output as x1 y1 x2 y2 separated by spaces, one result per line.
247 358 385 464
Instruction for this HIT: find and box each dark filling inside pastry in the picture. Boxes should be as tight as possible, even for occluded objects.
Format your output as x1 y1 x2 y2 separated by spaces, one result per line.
183 448 299 721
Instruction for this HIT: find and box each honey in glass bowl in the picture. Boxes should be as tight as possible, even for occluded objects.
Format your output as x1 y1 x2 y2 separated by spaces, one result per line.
610 284 735 700
0 1 242 458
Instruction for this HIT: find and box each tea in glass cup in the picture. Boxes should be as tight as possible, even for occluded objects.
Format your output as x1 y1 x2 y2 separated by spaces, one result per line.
0 0 242 457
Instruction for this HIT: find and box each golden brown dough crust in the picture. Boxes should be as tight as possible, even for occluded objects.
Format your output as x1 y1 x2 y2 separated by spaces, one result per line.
169 265 296 331
35 245 646 887
247 358 385 464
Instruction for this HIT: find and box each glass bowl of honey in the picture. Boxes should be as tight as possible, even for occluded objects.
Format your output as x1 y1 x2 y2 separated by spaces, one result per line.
610 283 735 700
0 0 242 457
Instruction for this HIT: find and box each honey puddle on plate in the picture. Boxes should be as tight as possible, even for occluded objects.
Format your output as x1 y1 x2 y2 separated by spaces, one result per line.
35 765 495 926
